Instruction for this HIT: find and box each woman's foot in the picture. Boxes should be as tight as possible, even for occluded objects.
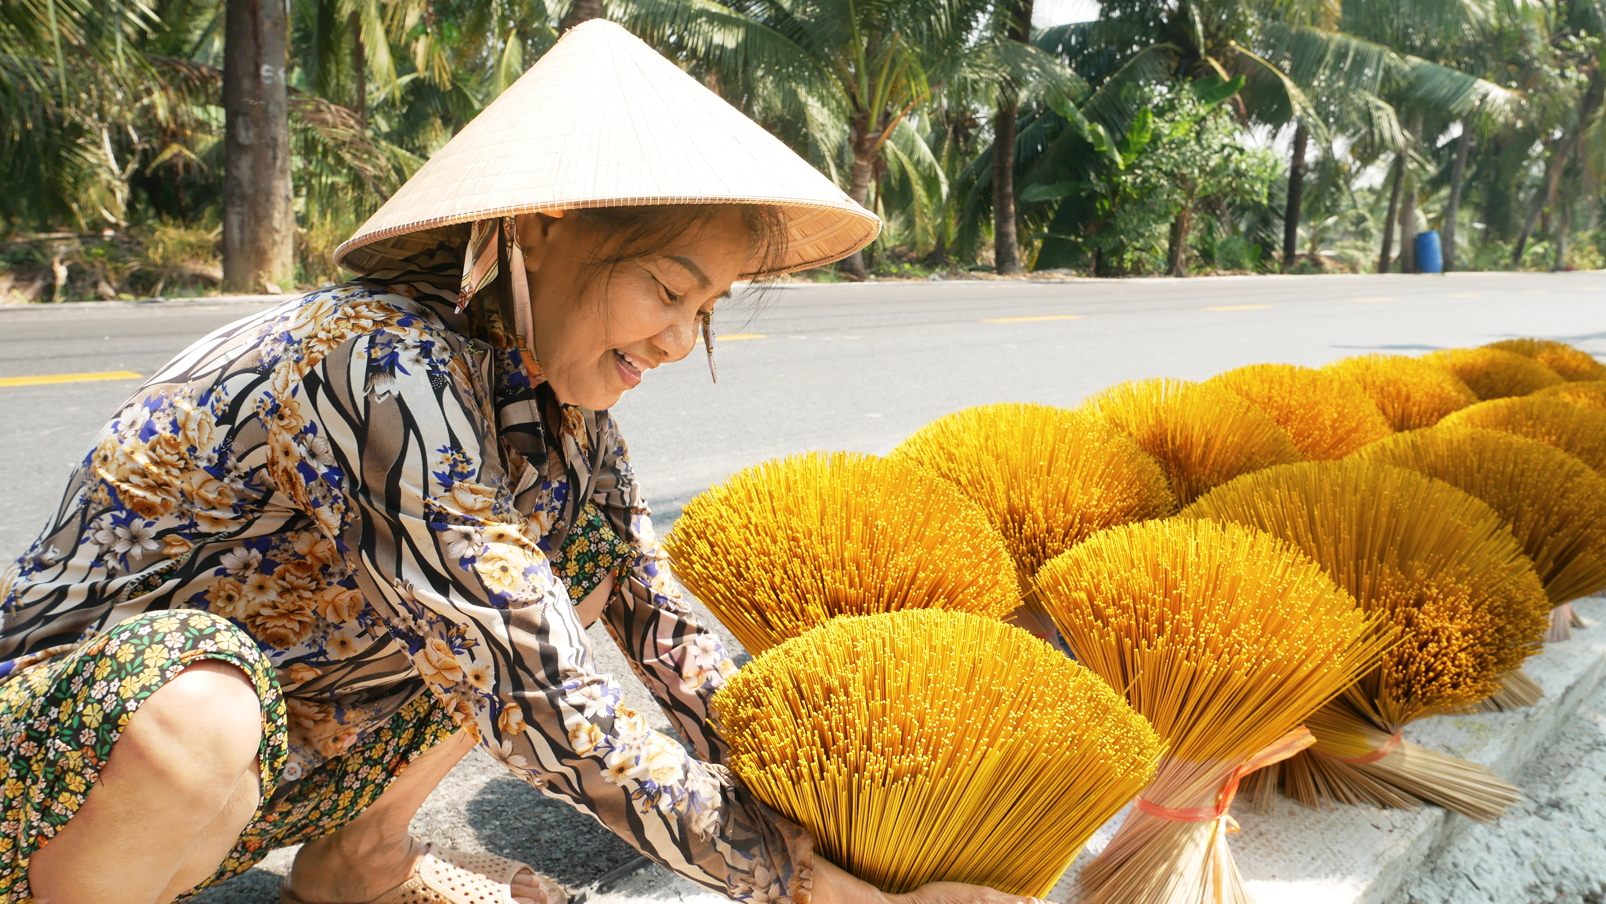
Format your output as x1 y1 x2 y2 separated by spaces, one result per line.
286 834 555 904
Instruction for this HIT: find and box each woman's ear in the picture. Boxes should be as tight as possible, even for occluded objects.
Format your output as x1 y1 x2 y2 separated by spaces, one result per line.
514 212 565 275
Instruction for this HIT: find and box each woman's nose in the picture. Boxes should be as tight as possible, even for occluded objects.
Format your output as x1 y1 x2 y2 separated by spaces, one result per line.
655 313 699 363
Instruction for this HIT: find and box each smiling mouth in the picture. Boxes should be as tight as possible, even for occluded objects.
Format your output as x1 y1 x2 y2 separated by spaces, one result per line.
614 350 646 376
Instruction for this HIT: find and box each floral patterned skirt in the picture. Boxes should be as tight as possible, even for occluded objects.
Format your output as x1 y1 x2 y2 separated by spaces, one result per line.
0 609 458 903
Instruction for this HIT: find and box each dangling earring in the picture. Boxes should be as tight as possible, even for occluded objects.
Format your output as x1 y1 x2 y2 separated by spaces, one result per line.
702 310 718 384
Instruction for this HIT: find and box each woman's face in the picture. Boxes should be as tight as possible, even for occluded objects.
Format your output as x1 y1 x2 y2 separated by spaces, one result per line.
516 210 752 410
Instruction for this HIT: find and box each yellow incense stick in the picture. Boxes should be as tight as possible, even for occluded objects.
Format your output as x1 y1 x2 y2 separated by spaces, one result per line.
1484 337 1606 382
1183 460 1549 821
1424 347 1564 399
1035 517 1388 904
1321 353 1478 431
716 610 1163 897
1534 379 1606 412
890 403 1177 588
665 452 1018 654
1079 378 1303 505
1207 363 1393 460
1439 395 1606 474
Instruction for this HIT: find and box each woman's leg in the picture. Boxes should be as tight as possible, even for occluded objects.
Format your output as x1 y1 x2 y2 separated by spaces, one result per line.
284 729 552 904
28 661 265 904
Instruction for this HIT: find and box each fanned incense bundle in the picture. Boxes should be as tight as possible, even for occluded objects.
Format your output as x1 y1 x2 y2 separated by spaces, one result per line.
1439 396 1606 474
1080 378 1303 505
1354 426 1606 643
1424 347 1565 400
1534 379 1606 413
1321 353 1478 431
889 403 1179 590
1183 461 1550 821
664 452 1018 654
1034 518 1386 904
715 610 1164 896
1485 338 1606 381
1206 363 1393 459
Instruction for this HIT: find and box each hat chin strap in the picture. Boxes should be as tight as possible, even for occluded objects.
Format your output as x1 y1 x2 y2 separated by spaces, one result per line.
503 216 541 377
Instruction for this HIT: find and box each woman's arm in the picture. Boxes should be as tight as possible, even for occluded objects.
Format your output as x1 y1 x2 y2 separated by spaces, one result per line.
282 325 811 904
596 504 737 763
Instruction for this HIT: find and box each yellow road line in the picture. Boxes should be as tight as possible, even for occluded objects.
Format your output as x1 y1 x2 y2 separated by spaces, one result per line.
981 314 1085 323
702 333 767 345
1349 296 1394 303
0 370 143 388
1203 304 1271 311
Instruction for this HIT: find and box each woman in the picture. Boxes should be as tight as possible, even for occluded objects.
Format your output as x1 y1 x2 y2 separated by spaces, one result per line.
0 20 1037 904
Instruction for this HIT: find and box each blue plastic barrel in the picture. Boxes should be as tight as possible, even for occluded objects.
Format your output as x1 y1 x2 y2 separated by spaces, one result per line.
1414 230 1443 274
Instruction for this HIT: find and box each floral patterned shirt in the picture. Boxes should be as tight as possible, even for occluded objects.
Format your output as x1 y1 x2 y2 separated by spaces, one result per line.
0 277 812 904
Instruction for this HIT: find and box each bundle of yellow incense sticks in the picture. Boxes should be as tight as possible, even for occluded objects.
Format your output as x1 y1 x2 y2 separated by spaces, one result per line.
1206 363 1393 460
1184 460 1550 821
1321 353 1478 431
1353 426 1606 646
715 610 1164 897
1424 347 1564 399
1484 338 1606 381
1534 380 1606 412
1034 518 1388 904
664 452 1017 654
1079 378 1303 505
889 403 1177 618
1440 396 1606 473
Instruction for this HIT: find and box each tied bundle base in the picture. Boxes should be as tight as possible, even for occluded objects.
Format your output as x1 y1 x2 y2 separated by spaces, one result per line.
1475 669 1545 712
1079 731 1312 904
1545 602 1587 643
1256 721 1522 824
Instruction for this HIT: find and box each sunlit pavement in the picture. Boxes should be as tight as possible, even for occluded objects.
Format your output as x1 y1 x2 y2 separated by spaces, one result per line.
3 271 1598 557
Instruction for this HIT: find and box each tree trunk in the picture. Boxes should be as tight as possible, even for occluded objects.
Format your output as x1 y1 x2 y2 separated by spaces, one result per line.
1399 166 1418 274
840 136 877 280
1553 198 1571 271
1281 122 1308 272
1514 138 1575 264
991 0 1034 276
1167 204 1193 277
1399 113 1422 274
223 0 294 294
350 10 367 121
1378 154 1405 274
1442 126 1471 272
992 96 1022 275
1516 142 1567 264
560 0 605 31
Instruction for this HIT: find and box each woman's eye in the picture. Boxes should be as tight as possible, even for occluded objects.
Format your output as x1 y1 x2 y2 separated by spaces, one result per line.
655 279 681 304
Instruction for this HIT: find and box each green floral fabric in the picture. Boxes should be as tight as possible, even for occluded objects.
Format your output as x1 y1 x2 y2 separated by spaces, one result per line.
0 608 456 903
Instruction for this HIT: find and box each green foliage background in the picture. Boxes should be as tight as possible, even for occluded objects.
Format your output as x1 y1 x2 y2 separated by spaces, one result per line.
3 0 1606 300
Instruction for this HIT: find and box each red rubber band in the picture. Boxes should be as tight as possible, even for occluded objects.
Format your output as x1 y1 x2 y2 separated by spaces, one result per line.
1324 730 1403 765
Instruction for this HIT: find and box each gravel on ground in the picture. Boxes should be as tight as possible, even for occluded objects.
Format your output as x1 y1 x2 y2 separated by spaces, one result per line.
1391 675 1606 904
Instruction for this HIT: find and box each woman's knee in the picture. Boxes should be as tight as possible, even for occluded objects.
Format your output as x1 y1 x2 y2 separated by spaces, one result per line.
116 660 264 803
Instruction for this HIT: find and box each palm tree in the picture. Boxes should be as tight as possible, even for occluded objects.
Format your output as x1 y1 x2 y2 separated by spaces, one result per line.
992 0 1035 275
617 0 1078 277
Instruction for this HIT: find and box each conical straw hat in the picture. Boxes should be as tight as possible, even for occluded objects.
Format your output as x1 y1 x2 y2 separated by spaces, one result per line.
335 19 879 276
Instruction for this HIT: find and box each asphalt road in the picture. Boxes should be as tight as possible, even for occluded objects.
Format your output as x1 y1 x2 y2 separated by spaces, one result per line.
1 271 1603 901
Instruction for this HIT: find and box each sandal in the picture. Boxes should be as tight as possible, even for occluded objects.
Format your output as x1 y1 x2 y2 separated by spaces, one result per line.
280 842 568 904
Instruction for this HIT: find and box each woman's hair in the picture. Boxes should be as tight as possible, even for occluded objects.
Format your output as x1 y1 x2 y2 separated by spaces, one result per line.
570 203 790 280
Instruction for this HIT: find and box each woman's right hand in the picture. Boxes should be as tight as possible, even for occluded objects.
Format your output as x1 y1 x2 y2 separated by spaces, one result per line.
810 858 1051 904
